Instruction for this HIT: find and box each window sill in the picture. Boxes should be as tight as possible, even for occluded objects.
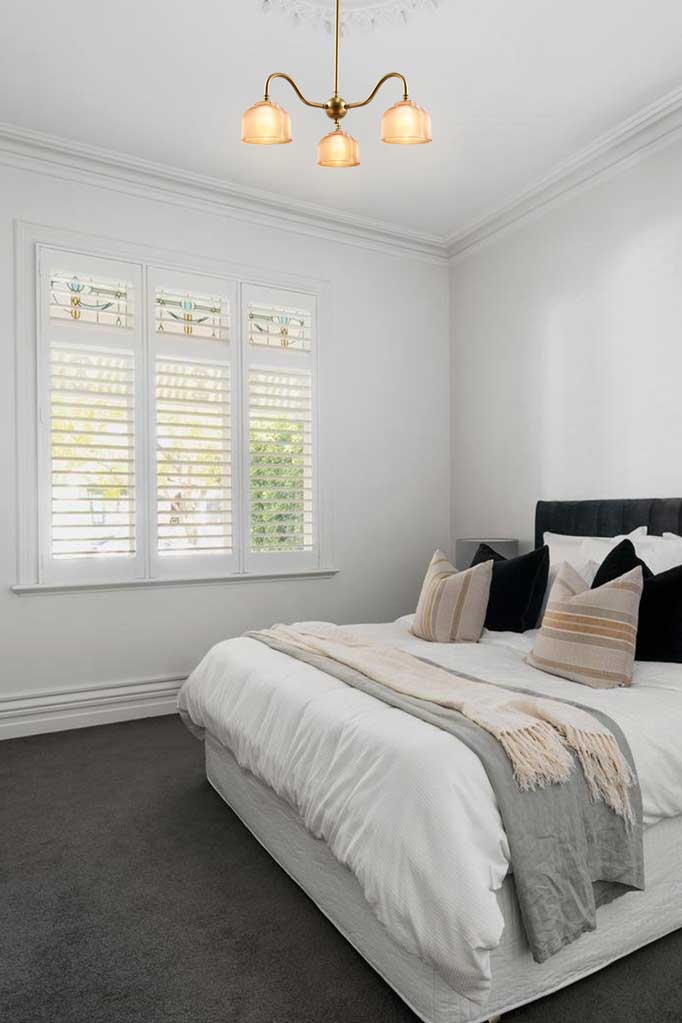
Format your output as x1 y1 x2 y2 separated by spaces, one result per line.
11 568 339 596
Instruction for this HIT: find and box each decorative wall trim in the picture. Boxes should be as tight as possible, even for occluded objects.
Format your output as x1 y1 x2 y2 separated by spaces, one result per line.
0 673 186 740
3 82 682 268
0 122 446 264
446 84 682 259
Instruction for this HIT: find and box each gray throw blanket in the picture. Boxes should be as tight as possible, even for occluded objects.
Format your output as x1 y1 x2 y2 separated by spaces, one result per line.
249 631 644 964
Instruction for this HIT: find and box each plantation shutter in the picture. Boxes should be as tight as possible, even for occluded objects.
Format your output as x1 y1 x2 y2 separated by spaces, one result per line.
37 248 145 584
50 345 136 558
31 246 325 588
148 267 237 578
242 285 318 572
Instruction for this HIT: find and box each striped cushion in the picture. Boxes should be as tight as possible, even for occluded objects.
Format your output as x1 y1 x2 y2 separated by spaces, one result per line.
527 562 643 688
411 550 493 643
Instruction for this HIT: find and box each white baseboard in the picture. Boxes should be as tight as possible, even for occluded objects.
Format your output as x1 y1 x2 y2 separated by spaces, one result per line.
0 674 186 740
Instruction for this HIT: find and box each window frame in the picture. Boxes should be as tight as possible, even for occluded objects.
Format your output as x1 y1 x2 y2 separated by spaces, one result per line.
36 249 148 586
13 224 334 592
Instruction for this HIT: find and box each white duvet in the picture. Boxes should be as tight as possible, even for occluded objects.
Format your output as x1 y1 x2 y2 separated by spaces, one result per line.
177 617 682 1005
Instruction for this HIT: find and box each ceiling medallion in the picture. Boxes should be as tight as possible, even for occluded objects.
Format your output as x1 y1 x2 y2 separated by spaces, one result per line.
261 0 444 33
242 0 432 167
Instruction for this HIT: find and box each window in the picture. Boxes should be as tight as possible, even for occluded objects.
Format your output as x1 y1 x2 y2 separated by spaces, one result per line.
32 247 321 586
155 358 232 558
243 285 316 574
248 368 313 554
50 344 136 560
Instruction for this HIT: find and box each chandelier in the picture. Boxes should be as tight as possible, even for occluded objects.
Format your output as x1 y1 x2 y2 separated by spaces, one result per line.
241 0 432 167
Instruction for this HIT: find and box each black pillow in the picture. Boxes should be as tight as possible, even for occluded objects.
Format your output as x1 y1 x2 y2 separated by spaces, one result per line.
592 539 682 662
470 543 549 633
592 538 653 589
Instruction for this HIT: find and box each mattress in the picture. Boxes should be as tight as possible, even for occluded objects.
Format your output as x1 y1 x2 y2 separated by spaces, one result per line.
206 731 682 1023
179 618 682 997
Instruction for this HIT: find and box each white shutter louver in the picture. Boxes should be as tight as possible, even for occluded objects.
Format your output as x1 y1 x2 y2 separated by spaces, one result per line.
50 343 136 558
249 368 313 553
156 358 232 555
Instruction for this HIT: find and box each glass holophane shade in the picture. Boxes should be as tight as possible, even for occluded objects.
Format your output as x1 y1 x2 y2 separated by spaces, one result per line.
381 99 432 144
317 128 360 167
241 100 292 144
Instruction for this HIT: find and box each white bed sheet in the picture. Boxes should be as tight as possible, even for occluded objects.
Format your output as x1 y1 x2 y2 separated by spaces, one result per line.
358 617 682 827
178 617 682 1006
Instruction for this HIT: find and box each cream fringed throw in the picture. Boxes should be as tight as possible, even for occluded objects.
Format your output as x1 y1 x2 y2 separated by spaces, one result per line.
257 622 635 824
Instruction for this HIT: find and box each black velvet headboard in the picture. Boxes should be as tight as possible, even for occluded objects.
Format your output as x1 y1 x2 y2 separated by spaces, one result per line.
535 499 682 549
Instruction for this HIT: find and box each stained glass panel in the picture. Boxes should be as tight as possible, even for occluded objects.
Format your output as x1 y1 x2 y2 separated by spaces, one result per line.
155 288 230 341
247 301 312 352
50 272 132 329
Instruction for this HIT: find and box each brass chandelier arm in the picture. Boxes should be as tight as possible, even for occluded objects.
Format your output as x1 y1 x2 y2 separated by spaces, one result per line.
263 72 326 109
346 72 410 110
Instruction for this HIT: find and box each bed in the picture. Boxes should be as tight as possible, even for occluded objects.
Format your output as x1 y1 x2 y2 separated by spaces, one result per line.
178 498 682 1023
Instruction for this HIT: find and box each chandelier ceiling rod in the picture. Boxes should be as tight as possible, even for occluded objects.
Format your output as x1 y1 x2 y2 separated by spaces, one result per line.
334 0 340 97
241 0 432 166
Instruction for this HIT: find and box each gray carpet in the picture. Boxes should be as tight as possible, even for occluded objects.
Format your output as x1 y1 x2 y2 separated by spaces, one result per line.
2 715 681 1023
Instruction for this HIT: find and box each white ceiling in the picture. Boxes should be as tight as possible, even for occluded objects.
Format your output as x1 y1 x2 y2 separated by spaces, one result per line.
2 0 682 240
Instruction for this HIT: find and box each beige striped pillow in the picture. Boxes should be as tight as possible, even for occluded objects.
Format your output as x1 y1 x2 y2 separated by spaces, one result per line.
527 562 643 688
411 550 493 643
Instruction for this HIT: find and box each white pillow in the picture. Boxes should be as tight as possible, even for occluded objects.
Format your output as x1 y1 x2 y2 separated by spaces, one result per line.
633 534 682 574
580 532 682 575
543 527 647 567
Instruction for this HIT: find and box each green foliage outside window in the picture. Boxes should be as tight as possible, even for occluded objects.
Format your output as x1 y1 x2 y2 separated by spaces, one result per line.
250 418 306 551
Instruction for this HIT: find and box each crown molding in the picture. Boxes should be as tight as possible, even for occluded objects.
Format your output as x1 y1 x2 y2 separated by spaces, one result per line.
446 83 682 260
2 81 682 268
0 122 447 264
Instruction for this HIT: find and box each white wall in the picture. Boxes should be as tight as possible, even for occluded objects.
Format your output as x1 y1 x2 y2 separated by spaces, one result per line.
450 136 682 551
0 160 450 733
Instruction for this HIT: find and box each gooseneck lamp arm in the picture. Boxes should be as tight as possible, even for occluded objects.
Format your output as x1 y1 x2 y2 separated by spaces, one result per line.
263 70 411 114
346 72 410 108
263 73 326 109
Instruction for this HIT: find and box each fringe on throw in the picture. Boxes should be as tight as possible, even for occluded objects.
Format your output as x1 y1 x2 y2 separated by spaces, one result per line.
559 725 635 827
495 721 574 791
